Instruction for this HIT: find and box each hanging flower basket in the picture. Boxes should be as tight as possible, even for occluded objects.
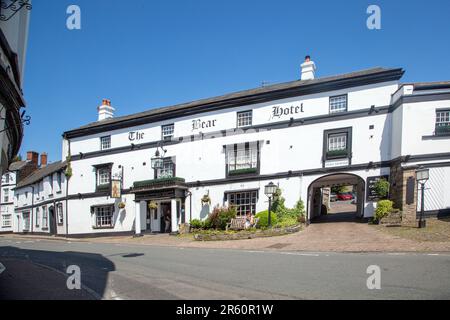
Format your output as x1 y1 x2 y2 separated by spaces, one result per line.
201 194 211 205
148 201 158 210
118 202 126 209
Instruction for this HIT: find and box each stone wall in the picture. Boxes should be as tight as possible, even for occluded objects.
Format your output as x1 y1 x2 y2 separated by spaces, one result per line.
390 160 418 225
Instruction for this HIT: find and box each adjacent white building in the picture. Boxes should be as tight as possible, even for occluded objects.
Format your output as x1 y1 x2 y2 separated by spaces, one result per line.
48 59 450 237
0 151 39 233
12 157 67 235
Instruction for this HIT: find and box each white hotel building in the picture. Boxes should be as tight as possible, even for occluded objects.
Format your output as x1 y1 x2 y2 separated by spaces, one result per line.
11 59 450 236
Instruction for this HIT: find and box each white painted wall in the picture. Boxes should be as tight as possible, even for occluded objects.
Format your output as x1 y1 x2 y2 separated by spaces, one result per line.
14 170 67 234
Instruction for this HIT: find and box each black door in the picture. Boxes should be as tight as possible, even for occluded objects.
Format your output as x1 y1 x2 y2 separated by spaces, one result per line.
49 206 56 235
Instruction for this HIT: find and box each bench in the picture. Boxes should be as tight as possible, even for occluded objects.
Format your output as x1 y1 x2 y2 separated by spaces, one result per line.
226 217 260 231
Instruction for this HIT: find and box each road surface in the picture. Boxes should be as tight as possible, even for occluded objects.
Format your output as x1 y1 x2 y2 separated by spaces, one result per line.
1 237 449 300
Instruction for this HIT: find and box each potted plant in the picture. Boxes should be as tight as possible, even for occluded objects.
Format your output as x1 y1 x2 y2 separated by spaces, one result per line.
118 202 126 209
148 201 158 210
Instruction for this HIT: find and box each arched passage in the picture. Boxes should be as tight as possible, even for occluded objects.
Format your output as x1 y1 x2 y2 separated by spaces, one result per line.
307 173 365 223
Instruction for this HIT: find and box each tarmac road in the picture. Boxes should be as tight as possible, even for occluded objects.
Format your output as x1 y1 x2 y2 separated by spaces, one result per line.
1 237 449 300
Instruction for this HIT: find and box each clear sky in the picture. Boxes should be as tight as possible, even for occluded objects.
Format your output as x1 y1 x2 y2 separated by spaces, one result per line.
22 0 450 162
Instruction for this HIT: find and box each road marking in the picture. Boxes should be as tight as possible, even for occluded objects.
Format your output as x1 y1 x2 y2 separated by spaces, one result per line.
427 253 440 256
0 262 5 275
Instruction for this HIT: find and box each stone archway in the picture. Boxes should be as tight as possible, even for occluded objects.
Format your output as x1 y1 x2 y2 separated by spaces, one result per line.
307 173 365 223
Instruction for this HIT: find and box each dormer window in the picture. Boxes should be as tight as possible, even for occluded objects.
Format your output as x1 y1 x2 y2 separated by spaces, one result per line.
329 95 348 114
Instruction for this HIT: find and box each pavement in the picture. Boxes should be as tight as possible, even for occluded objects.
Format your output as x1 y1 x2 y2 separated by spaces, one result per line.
1 238 450 300
2 205 450 253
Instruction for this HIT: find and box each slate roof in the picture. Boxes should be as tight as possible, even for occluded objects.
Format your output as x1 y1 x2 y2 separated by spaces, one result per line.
63 67 404 138
15 161 67 189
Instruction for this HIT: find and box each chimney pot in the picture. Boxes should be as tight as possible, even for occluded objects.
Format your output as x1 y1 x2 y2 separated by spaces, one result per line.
40 153 48 167
98 99 115 121
26 151 39 167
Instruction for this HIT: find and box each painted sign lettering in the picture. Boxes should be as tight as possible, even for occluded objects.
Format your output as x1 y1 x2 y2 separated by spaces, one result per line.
271 104 304 120
192 119 217 131
128 131 145 141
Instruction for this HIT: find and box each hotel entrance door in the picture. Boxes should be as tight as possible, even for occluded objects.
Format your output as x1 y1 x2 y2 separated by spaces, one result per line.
160 202 172 233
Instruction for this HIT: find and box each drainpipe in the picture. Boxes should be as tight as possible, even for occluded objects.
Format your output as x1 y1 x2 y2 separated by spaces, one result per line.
31 186 34 233
65 139 71 238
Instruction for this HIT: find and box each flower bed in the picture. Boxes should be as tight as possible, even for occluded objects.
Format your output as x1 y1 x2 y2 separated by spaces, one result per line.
193 224 302 241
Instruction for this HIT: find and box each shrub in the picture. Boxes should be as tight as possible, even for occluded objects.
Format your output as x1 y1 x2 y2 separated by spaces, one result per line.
271 188 286 213
374 200 394 221
275 216 299 228
255 210 278 228
205 206 236 230
277 199 306 221
190 219 204 229
374 179 390 199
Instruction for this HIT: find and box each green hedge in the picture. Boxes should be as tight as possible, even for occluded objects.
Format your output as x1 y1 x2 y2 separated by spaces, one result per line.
255 210 278 228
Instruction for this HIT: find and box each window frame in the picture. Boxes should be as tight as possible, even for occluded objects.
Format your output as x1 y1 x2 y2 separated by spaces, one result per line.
435 108 450 136
329 94 348 114
226 190 259 217
35 207 40 227
225 142 260 177
236 110 253 128
93 163 113 192
93 205 114 229
57 203 64 225
100 135 111 150
42 206 48 229
1 214 12 228
323 127 353 166
3 188 9 203
56 171 62 192
161 124 175 141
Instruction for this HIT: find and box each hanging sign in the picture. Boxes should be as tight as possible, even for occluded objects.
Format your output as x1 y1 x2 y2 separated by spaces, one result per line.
111 179 122 198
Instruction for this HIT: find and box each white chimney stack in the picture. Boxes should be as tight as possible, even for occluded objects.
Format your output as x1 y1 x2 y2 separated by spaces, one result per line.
301 55 316 81
97 99 115 121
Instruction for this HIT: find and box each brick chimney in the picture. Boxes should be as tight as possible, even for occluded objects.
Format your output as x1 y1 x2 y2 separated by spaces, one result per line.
301 55 316 81
26 151 39 166
40 153 48 167
97 98 115 121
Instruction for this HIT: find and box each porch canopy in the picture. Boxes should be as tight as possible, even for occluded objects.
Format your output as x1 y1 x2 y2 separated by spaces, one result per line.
131 177 188 201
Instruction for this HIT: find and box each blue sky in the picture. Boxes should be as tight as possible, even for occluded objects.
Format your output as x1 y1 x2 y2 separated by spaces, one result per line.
22 0 450 162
